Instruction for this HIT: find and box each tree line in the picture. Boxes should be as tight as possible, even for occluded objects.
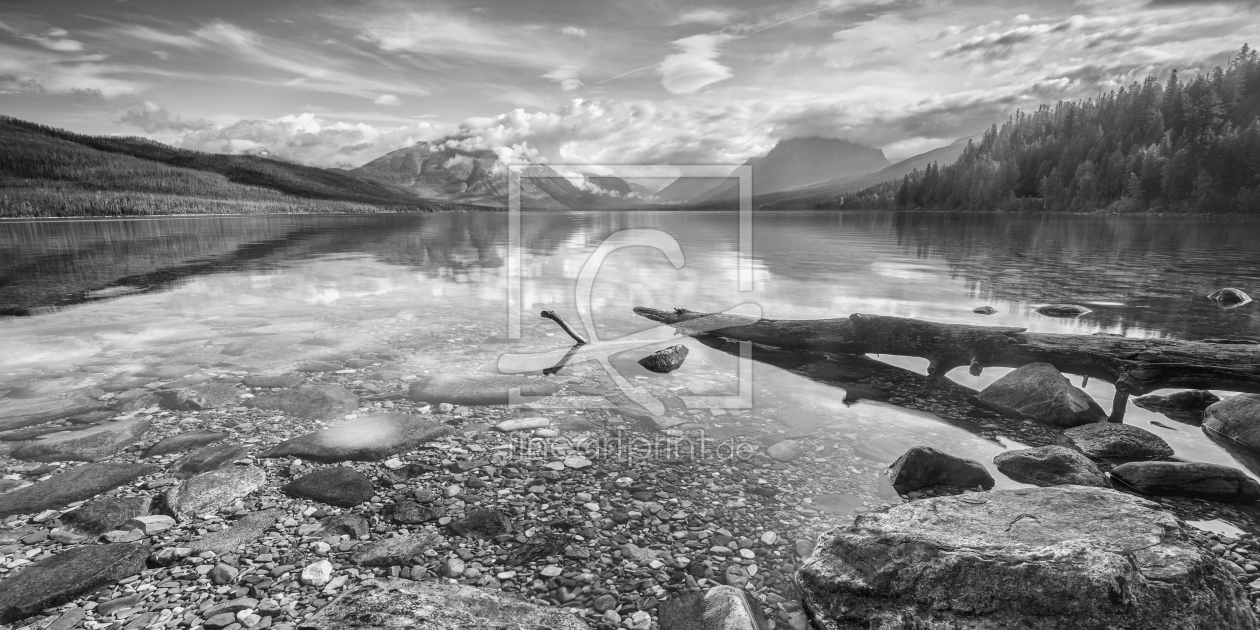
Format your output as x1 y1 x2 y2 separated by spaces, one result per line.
820 45 1260 213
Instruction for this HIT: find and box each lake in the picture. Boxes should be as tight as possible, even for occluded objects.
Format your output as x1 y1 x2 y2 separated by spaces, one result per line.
2 210 1259 515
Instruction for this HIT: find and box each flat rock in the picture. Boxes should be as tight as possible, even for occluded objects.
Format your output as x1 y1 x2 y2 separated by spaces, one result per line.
299 578 590 629
242 374 306 388
766 440 803 463
246 385 358 421
263 413 451 463
638 345 689 374
317 514 370 538
703 585 770 630
188 509 282 554
0 542 150 624
383 501 443 524
283 467 374 507
975 362 1107 427
1204 394 1260 452
0 462 157 519
888 446 995 492
1133 390 1221 424
0 426 77 442
407 373 561 406
993 446 1109 487
1034 303 1092 316
496 417 550 432
172 443 249 479
145 430 230 457
349 533 443 567
0 397 107 432
798 486 1256 630
156 383 240 411
164 465 267 521
296 361 343 373
60 496 152 537
972 306 997 315
1111 461 1260 502
11 418 150 462
448 509 513 539
1057 423 1174 461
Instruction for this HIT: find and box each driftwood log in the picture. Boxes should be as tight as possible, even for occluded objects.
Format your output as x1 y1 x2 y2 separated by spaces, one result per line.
633 307 1260 422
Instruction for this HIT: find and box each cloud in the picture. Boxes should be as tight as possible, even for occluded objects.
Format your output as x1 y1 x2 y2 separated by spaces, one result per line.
374 94 401 105
353 11 570 70
118 101 214 133
671 8 738 25
562 26 587 37
940 18 1078 59
659 34 736 95
542 66 583 91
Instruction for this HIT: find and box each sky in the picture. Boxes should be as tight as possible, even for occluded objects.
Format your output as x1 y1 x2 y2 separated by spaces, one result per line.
0 0 1256 173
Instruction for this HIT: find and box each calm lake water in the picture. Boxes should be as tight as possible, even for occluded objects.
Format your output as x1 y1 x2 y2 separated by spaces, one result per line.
2 210 1260 511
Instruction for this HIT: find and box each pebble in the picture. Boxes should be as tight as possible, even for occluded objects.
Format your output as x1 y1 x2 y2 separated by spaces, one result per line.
301 560 334 586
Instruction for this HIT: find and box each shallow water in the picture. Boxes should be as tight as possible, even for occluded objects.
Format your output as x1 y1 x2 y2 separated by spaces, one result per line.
2 210 1259 507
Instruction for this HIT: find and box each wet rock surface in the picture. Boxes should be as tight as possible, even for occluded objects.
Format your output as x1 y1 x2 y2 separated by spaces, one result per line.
974 362 1107 427
1033 303 1092 316
888 446 994 492
638 345 690 374
247 385 359 421
993 445 1110 487
1133 390 1221 424
0 461 156 518
1057 422 1175 462
264 413 451 463
164 464 267 521
59 496 152 537
1205 394 1260 452
172 443 249 478
11 418 150 462
283 466 374 507
0 542 150 624
406 373 562 405
144 429 230 457
799 486 1257 629
1111 461 1260 502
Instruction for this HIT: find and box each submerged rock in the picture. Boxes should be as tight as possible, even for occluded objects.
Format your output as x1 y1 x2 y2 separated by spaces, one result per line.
301 578 590 629
317 513 370 538
448 508 514 539
383 501 443 524
638 345 690 374
993 445 1109 487
797 486 1257 630
0 462 156 519
11 418 150 462
145 429 230 457
975 362 1107 427
241 374 306 388
1057 423 1174 461
188 509 282 555
263 413 450 463
660 586 769 630
1110 461 1260 502
60 496 152 537
887 446 994 492
0 397 107 432
1207 287 1252 306
155 383 239 411
283 466 374 507
1034 303 1092 317
1133 390 1221 424
407 373 561 406
246 385 358 421
349 533 442 567
766 440 804 463
0 542 150 624
972 306 997 315
172 443 248 479
164 465 266 521
1204 394 1260 452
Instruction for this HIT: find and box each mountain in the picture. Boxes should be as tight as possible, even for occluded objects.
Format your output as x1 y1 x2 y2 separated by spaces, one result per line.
0 116 452 217
653 175 734 204
350 142 643 209
664 136 890 206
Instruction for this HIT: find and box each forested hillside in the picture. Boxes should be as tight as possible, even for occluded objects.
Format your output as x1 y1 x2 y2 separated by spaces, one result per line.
822 45 1260 213
0 117 462 217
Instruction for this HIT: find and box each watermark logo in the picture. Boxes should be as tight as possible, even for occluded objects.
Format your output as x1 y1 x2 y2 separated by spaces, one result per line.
508 429 758 464
497 164 757 417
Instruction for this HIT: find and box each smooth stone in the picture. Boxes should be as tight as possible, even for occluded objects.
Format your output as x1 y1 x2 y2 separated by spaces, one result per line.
383 501 443 524
172 443 250 479
316 514 370 538
1207 288 1253 305
263 413 450 463
638 345 690 374
126 515 176 534
209 563 239 585
0 542 150 624
798 486 1256 629
188 509 282 555
562 455 592 469
1033 303 1092 316
406 374 561 406
295 361 343 373
495 417 550 432
204 597 258 618
1134 390 1221 424
301 560 334 586
1057 423 1174 461
156 383 240 411
766 440 803 462
888 446 995 492
704 585 770 630
974 362 1107 427
45 607 86 630
246 385 358 421
145 430 231 457
0 426 78 442
972 306 998 315
60 496 153 537
448 509 513 539
1204 394 1260 452
1111 461 1260 502
0 397 107 432
241 375 306 389
993 446 1109 487
11 418 150 462
0 462 157 519
301 578 590 629
349 533 443 567
283 467 374 507
164 465 267 522
101 529 144 543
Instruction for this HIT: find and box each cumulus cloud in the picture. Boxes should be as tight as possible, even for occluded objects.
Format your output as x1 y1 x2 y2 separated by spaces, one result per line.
561 26 587 37
374 94 401 105
118 101 214 133
659 34 736 95
542 66 583 91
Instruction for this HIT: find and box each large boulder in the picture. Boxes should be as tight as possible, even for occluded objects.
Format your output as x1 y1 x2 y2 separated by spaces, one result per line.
0 542 150 624
407 373 561 406
283 466 374 507
0 462 156 519
349 533 442 567
188 509 282 555
798 486 1257 630
1057 423 1174 462
155 383 240 411
1110 461 1260 502
975 362 1107 427
172 444 249 479
1133 390 1221 425
263 413 451 463
300 578 589 629
1204 394 1260 452
659 586 770 630
11 418 150 462
246 385 358 421
887 446 994 492
993 445 1109 487
59 496 152 537
164 465 267 521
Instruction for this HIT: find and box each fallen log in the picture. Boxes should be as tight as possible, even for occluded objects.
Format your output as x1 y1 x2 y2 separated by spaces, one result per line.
634 307 1260 421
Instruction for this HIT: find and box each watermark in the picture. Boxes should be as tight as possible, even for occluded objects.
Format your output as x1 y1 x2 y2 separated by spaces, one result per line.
497 164 757 416
506 429 758 464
